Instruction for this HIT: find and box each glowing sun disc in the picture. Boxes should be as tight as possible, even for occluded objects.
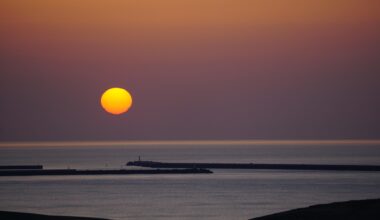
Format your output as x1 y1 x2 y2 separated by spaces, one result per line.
101 87 133 115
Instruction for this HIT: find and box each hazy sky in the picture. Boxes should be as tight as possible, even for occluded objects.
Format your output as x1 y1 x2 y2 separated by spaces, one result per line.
1 0 380 141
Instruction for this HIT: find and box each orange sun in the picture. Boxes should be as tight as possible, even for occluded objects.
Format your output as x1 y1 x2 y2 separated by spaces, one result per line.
101 87 133 115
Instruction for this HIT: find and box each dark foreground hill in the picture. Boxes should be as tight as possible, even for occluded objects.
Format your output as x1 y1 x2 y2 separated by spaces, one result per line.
0 211 109 220
2 198 379 220
251 198 380 220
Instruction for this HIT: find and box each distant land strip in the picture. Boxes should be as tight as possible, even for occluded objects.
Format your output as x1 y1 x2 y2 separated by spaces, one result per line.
1 139 380 147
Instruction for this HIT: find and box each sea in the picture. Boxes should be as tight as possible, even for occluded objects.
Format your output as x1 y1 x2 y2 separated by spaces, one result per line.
1 141 380 220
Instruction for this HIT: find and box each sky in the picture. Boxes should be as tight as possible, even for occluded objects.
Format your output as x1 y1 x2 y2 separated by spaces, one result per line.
1 0 380 141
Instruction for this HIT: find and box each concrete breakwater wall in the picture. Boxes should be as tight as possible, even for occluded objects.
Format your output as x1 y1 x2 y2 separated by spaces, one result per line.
127 161 380 172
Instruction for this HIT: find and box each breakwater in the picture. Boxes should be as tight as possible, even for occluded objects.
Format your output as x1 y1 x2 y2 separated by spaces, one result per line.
127 161 380 172
0 165 43 170
0 168 212 176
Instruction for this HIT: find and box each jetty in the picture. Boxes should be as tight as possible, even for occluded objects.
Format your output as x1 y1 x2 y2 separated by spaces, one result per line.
0 168 212 176
0 165 43 170
127 161 380 172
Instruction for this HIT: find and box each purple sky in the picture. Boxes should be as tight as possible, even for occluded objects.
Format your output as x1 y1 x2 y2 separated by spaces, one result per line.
1 1 380 141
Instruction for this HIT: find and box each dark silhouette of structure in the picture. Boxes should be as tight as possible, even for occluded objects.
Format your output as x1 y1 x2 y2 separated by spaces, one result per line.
127 161 380 172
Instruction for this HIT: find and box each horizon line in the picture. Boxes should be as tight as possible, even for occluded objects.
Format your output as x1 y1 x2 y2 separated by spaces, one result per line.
1 139 380 147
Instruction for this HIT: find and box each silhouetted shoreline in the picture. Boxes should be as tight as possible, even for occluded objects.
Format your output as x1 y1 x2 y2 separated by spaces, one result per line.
250 198 380 220
2 198 379 220
0 211 109 220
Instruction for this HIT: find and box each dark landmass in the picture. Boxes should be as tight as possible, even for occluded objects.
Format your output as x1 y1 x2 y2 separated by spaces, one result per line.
250 198 380 220
0 165 43 170
0 168 212 176
127 161 380 171
0 211 109 220
1 199 379 220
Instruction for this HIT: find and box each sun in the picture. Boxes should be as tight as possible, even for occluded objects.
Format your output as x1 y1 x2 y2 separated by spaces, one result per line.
101 87 133 115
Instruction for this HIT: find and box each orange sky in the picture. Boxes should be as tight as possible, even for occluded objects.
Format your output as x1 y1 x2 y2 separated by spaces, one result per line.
2 1 379 73
1 1 380 141
2 0 380 48
2 1 380 27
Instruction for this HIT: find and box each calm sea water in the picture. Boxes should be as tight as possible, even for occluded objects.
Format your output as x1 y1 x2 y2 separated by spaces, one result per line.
1 143 380 220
